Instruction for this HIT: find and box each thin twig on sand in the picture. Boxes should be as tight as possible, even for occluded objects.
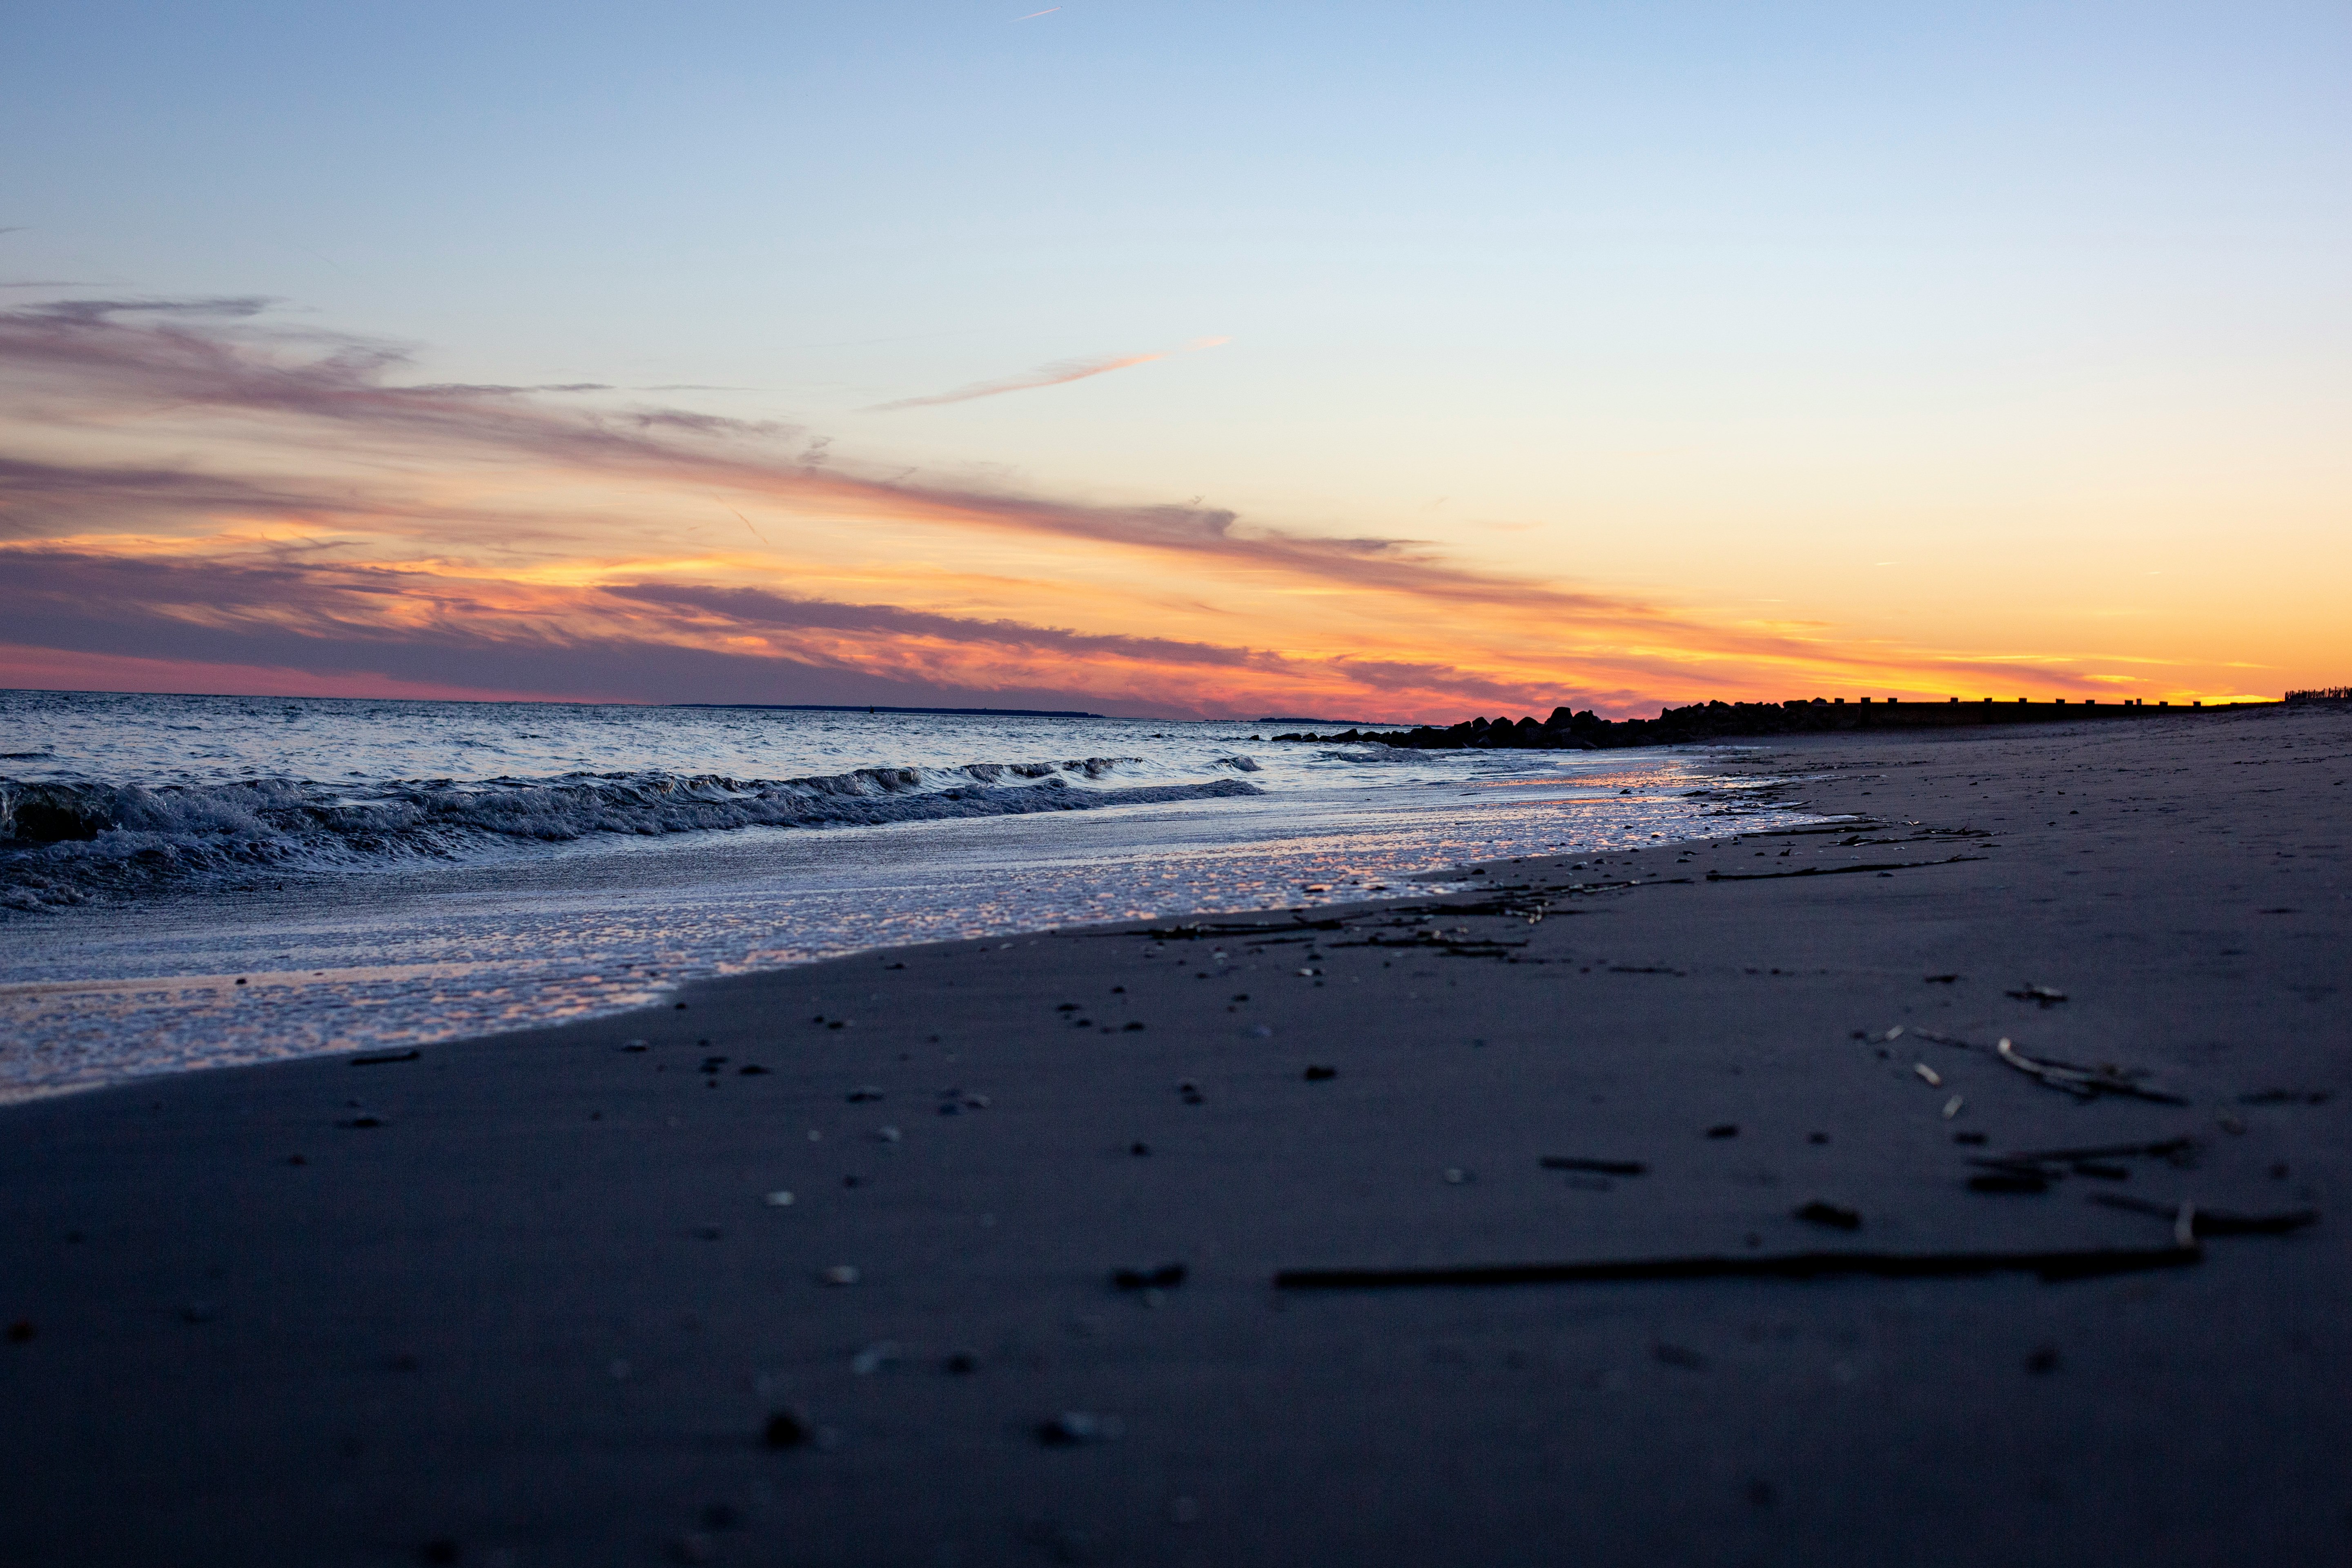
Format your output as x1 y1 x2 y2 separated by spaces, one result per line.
1540 1157 1648 1176
1995 1037 2189 1105
2089 1194 2319 1236
1274 1241 2200 1290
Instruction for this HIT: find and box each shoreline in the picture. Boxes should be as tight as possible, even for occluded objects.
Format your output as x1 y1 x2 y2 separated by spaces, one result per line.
0 744 1799 1104
4 708 2346 1566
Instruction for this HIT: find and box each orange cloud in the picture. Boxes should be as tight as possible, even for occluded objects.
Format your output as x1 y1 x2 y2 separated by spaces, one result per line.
0 297 2246 717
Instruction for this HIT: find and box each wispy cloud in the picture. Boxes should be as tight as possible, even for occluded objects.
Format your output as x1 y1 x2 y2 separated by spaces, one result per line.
396 381 615 395
20 295 276 323
0 296 2142 714
862 336 1229 412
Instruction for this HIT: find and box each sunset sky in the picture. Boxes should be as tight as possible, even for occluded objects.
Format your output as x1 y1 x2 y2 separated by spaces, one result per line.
4 2 2345 718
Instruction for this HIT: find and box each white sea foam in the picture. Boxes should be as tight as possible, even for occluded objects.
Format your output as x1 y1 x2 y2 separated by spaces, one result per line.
0 760 1256 909
0 689 1818 1095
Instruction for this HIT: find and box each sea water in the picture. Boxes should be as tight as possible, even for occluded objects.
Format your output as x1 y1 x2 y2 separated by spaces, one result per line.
0 690 1818 1098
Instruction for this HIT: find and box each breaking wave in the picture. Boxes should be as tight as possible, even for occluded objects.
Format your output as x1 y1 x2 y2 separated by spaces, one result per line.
0 757 1262 911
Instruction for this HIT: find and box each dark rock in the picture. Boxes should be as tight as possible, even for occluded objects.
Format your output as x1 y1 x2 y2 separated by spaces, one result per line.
762 1408 814 1449
1111 1263 1187 1291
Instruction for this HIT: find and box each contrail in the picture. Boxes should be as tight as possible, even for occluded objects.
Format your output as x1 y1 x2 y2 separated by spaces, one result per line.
863 336 1229 413
1015 8 1060 19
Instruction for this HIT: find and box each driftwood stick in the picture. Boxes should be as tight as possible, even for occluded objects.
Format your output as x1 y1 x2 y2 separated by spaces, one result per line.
1984 1136 2197 1165
1994 1038 2190 1105
1540 1156 1648 1176
1274 1243 2201 1291
2090 1194 2319 1236
1704 856 1987 882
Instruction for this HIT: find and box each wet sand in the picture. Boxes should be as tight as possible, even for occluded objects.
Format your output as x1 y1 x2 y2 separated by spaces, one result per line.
3 705 2347 1567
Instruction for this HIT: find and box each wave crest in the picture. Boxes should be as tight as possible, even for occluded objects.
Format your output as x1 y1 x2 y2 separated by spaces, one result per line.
0 758 1260 910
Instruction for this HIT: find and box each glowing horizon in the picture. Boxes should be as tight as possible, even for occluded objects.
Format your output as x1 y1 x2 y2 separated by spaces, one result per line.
2 4 2344 718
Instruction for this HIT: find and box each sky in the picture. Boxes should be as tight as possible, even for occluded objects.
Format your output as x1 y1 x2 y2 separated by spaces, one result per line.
3 1 2346 719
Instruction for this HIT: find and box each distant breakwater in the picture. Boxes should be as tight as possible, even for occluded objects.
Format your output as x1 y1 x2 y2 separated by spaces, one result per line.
1271 696 2278 751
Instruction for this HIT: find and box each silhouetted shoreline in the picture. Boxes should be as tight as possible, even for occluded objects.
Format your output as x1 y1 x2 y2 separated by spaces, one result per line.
1276 695 2281 750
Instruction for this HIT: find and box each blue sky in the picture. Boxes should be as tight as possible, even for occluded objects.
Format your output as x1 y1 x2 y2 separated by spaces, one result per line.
4 3 2346 710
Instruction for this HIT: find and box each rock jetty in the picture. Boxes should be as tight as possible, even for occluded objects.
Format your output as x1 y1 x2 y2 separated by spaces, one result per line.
1270 695 2259 750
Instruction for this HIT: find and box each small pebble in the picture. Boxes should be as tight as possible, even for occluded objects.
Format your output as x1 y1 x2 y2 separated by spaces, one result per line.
1036 1411 1123 1446
1111 1263 1187 1291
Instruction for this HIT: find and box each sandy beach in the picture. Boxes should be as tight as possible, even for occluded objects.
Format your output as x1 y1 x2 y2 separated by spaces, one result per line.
4 704 2345 1567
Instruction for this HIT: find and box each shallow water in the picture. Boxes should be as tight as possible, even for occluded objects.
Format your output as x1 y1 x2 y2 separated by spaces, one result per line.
0 690 1814 1097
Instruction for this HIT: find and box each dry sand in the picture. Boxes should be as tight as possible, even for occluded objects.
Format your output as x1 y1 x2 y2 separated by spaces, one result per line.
3 705 2346 1566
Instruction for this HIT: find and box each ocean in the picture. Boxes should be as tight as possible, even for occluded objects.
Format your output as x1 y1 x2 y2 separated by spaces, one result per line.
0 689 1819 1099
